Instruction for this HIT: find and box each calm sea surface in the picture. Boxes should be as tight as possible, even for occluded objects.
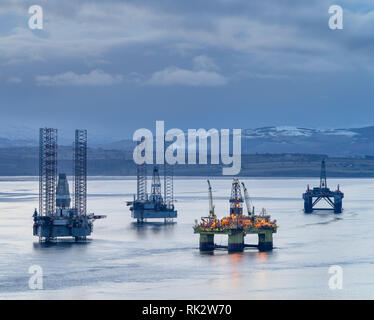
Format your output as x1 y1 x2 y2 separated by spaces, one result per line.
0 176 373 299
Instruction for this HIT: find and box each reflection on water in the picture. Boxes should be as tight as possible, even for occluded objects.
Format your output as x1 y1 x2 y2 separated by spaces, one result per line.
229 253 243 264
256 252 269 262
32 240 92 251
129 221 177 239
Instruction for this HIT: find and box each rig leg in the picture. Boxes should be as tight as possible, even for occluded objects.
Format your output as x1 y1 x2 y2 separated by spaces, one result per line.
199 234 215 251
258 230 273 251
334 197 343 214
33 225 38 236
304 196 313 213
228 232 244 252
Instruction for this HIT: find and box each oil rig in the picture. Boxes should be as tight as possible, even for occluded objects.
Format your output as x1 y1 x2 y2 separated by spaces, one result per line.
127 164 177 223
194 178 277 252
303 160 344 214
33 128 106 241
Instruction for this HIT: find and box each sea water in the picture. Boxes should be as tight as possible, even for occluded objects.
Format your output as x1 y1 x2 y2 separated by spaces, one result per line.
0 177 373 299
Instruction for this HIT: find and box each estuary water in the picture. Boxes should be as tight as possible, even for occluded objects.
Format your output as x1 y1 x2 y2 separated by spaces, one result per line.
0 176 374 300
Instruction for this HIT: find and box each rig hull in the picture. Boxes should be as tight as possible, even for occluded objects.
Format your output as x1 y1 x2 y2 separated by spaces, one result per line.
33 224 92 239
128 199 177 222
302 187 344 214
32 214 104 241
131 208 177 220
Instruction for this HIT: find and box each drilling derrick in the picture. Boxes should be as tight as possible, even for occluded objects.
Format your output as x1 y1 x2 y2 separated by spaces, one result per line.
303 159 344 214
74 129 87 216
229 178 243 216
39 128 57 217
33 128 105 241
127 164 177 223
150 167 162 204
128 132 177 222
320 159 327 189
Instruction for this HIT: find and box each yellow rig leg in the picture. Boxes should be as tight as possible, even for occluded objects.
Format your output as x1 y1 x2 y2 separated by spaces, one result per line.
228 231 245 252
199 233 215 251
258 230 273 251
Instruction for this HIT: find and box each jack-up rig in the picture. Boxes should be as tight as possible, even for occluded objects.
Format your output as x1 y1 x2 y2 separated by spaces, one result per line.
127 164 177 223
33 128 106 241
194 178 277 252
303 160 344 214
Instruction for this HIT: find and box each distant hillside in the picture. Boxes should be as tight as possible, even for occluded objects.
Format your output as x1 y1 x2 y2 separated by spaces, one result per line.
1 125 374 157
242 126 374 157
98 126 374 157
0 147 373 177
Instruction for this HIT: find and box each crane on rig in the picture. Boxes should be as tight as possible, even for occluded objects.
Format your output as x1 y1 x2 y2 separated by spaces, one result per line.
207 180 216 219
241 182 254 216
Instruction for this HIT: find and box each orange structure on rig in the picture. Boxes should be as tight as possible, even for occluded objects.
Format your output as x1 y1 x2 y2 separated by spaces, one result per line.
194 178 277 252
198 211 276 231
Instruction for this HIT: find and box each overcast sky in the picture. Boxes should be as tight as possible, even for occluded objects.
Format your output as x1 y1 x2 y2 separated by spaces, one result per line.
0 0 373 140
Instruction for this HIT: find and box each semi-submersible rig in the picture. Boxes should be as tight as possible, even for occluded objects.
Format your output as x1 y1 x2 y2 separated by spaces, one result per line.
127 164 177 223
194 178 277 252
33 128 106 241
303 160 344 214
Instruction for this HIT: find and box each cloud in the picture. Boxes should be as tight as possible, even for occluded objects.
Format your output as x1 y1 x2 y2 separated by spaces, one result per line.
193 55 218 70
147 66 227 86
35 69 123 86
236 72 289 80
0 1 178 65
7 77 22 84
147 55 226 86
1 1 374 79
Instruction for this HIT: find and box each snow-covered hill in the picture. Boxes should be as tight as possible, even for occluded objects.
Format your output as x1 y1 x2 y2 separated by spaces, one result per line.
0 125 373 156
242 126 374 156
243 126 359 139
